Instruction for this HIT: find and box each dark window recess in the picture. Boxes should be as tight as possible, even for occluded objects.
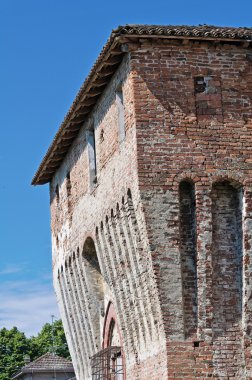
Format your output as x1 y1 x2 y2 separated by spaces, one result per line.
82 237 104 320
55 184 59 202
194 76 206 93
100 129 104 142
179 181 198 338
87 128 97 185
66 172 72 217
66 172 71 197
91 346 124 380
116 88 125 143
211 182 243 339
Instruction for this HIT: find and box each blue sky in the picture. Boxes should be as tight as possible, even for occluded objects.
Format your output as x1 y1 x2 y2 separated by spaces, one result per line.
0 0 251 336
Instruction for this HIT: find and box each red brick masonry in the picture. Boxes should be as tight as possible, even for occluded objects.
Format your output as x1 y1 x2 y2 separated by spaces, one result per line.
33 25 252 379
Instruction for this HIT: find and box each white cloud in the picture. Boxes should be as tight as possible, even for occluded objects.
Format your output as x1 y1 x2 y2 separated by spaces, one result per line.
0 264 23 275
0 278 60 337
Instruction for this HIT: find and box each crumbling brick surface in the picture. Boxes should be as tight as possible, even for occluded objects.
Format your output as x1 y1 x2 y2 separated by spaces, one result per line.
130 40 252 378
49 39 252 379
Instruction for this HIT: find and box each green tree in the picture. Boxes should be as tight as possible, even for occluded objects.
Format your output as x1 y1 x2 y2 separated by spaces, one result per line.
29 319 70 359
0 327 30 380
0 320 70 380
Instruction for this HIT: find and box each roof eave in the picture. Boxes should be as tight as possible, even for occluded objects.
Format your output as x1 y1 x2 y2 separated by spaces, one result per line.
12 367 74 377
31 33 124 186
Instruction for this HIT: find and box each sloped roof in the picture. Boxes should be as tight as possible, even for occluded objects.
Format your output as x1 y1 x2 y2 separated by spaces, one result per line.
23 352 73 370
12 352 75 378
32 24 252 186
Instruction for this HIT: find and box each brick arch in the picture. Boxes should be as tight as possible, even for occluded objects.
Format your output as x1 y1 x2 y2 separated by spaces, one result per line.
78 234 104 274
103 302 122 348
172 171 208 189
103 301 126 380
210 175 244 189
80 232 97 249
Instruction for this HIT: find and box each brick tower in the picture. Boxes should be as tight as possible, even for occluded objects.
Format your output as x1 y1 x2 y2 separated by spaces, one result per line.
33 25 252 379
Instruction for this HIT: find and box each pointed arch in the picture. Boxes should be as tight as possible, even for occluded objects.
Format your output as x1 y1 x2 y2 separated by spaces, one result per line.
82 237 104 346
102 302 126 380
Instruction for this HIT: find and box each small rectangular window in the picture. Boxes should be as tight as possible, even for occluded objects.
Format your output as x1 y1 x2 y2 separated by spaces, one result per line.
194 76 206 93
116 88 125 143
87 127 97 186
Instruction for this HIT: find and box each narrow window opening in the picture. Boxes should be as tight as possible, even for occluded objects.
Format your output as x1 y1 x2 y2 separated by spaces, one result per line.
179 180 197 338
100 128 104 142
211 181 243 374
55 184 59 202
87 127 97 186
56 235 59 248
66 172 71 197
66 172 72 217
211 181 243 338
116 87 125 143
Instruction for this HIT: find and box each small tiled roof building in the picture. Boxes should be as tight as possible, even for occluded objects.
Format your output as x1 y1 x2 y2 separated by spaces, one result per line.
12 352 75 380
33 25 252 379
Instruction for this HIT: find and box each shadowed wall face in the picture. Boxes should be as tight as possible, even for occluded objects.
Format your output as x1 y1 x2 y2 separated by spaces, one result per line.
212 181 243 337
82 237 104 338
211 182 244 376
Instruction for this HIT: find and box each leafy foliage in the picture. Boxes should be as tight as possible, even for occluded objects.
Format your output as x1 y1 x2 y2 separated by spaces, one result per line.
29 319 70 359
0 327 30 380
0 320 70 380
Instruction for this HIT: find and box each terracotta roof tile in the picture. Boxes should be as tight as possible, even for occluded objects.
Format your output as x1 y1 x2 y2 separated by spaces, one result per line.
12 352 75 378
115 24 252 40
23 352 74 370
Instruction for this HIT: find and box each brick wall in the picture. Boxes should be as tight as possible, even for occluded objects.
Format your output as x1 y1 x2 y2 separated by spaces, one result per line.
51 38 252 379
51 54 167 380
131 39 252 378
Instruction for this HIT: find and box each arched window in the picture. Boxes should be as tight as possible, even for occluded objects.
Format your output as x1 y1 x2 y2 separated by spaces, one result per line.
179 180 197 338
92 302 125 380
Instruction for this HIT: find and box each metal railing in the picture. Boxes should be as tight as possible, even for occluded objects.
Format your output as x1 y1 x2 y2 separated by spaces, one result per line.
91 346 124 380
